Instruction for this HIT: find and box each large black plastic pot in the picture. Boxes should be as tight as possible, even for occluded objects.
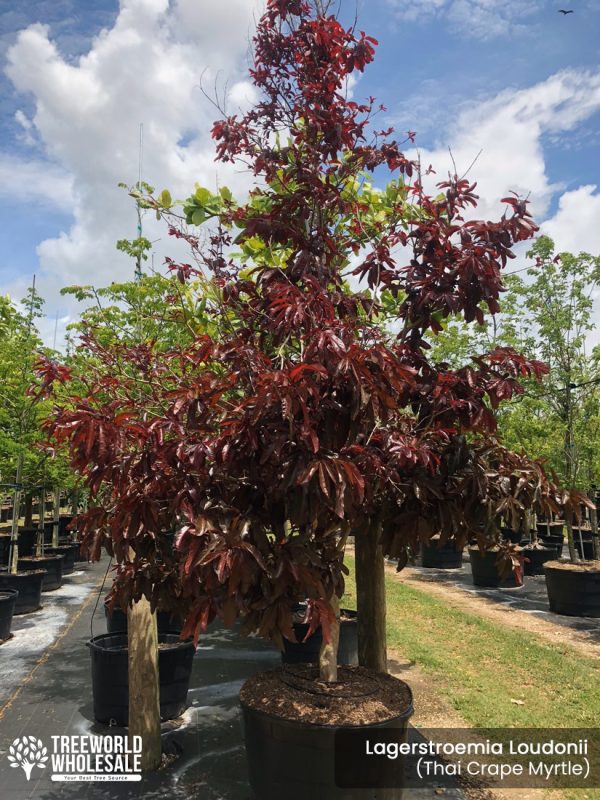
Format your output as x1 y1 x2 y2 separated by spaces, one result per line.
522 545 555 576
17 555 64 591
0 570 44 614
500 528 522 545
544 562 600 617
538 534 564 559
58 514 75 538
421 538 464 569
241 675 413 800
0 535 10 565
87 632 195 725
104 603 183 635
0 588 18 641
536 522 564 539
0 506 10 523
16 528 37 558
468 548 523 588
573 538 596 561
45 544 78 576
282 609 357 665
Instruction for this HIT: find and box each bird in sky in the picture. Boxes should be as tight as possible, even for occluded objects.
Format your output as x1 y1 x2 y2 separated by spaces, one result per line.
558 8 574 13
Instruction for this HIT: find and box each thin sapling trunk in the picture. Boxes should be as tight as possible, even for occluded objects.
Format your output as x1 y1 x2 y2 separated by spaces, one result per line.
318 593 340 683
52 486 60 548
8 454 23 575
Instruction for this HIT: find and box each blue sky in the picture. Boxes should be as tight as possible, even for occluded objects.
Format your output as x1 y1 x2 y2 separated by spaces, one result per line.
1 0 599 344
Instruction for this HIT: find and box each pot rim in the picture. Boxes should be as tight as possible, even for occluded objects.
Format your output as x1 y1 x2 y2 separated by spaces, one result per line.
240 692 414 731
86 632 195 651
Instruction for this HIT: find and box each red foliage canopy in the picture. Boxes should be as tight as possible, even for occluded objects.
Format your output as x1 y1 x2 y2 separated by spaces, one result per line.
40 0 584 646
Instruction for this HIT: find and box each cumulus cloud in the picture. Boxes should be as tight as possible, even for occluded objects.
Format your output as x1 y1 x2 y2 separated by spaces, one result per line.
409 70 600 222
0 153 74 210
2 0 600 347
387 0 541 39
3 0 263 333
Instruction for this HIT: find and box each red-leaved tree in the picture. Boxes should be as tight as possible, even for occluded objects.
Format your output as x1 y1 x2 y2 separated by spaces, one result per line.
40 0 587 681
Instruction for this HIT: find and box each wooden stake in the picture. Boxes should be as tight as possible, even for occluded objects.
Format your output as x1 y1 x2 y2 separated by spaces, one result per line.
128 596 162 771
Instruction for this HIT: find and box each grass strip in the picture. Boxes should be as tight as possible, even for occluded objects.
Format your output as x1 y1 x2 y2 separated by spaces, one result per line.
343 555 600 800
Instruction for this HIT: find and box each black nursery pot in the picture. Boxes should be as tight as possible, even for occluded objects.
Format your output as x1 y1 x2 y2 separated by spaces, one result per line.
87 633 195 726
16 528 37 558
0 570 45 614
573 539 596 561
45 544 78 576
0 588 18 641
58 514 75 538
536 522 564 539
282 609 358 666
17 555 64 591
104 603 183 635
538 534 564 559
0 535 10 565
544 562 600 617
241 676 413 800
421 538 464 569
468 548 523 588
522 545 555 576
500 528 522 545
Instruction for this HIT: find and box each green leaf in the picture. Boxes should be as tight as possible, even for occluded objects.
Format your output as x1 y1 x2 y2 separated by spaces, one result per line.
191 208 206 226
195 187 212 205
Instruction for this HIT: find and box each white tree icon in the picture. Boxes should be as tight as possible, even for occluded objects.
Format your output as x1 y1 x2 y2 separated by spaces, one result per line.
7 736 48 780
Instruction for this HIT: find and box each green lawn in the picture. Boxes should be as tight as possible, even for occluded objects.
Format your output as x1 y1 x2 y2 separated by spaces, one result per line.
343 555 600 800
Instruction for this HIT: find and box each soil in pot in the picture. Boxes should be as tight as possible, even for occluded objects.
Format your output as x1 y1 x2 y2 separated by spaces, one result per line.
468 547 523 588
104 603 183 635
240 665 413 800
282 609 357 665
0 588 18 641
544 560 600 617
522 544 555 576
0 570 45 614
87 632 195 725
17 555 64 591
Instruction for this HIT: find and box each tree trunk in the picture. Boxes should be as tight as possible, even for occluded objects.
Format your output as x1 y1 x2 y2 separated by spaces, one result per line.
52 486 60 548
318 594 340 683
128 597 162 771
590 504 599 561
565 509 577 563
8 456 23 575
355 519 387 673
24 494 33 528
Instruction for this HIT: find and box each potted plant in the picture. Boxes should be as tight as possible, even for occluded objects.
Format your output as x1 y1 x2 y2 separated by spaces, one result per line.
0 587 18 642
40 1 581 794
421 535 464 570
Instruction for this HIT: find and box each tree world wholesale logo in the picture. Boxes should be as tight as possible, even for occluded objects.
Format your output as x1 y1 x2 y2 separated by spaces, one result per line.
7 735 142 782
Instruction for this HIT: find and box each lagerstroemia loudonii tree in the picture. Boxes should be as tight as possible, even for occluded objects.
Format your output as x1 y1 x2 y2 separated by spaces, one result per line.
39 0 587 681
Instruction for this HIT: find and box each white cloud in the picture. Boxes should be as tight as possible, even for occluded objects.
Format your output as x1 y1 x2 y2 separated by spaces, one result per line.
0 153 74 210
409 70 600 222
541 185 600 255
387 0 541 39
2 0 263 334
